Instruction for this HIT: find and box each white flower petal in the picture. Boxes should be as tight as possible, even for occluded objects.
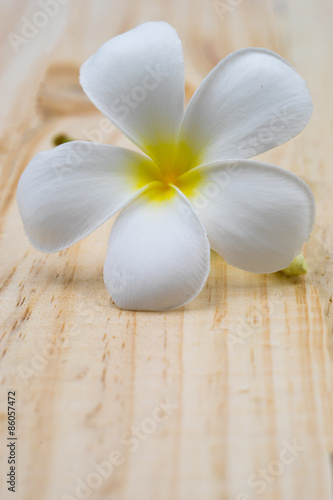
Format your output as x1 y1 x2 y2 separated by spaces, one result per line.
179 48 313 164
103 185 210 311
180 160 315 273
17 141 159 253
80 22 185 165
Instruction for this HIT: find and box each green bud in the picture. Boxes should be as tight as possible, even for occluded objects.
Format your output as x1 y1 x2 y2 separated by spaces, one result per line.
53 134 73 147
281 254 308 277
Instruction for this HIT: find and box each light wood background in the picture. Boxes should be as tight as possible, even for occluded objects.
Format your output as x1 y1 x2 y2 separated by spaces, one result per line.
1 1 333 499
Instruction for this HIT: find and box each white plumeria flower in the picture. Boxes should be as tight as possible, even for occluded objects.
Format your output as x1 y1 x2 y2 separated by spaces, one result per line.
17 21 315 311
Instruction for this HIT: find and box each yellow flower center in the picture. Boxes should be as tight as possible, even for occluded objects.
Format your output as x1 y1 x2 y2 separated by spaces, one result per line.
136 139 204 203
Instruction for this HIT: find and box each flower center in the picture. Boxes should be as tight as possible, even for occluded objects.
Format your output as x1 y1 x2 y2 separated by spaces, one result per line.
147 163 204 204
160 172 178 186
136 140 204 203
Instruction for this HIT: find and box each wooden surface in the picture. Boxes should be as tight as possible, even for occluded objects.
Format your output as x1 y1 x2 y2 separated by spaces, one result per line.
1 1 333 499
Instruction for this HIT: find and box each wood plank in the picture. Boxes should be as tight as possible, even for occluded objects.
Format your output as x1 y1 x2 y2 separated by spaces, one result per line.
1 1 333 499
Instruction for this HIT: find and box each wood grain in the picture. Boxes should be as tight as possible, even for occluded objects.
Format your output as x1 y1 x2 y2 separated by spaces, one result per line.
1 1 333 499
